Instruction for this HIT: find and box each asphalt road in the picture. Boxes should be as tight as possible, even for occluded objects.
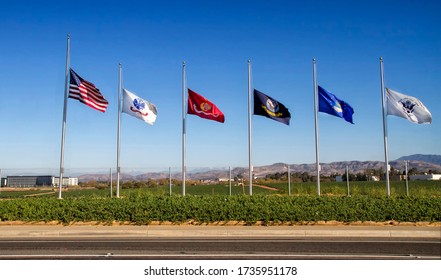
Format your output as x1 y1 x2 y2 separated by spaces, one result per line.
0 237 439 260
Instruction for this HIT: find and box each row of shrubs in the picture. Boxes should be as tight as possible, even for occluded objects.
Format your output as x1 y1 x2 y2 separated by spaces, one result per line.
0 194 440 224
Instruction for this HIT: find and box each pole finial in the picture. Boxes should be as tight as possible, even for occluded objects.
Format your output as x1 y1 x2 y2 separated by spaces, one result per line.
182 61 186 66
380 56 383 62
313 58 316 63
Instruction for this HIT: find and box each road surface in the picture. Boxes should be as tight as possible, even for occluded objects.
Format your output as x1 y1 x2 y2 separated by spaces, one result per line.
0 237 439 259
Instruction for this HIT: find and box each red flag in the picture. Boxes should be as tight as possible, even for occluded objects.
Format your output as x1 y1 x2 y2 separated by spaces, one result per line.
187 88 225 123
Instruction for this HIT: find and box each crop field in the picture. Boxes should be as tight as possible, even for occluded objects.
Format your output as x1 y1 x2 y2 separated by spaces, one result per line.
0 193 440 224
0 181 440 224
3 180 440 198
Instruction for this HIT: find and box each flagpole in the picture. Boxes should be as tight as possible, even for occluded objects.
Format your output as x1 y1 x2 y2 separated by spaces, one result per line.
346 165 350 196
58 34 70 199
405 160 409 196
110 168 113 198
379 57 390 196
116 63 122 198
247 59 253 195
313 58 321 196
287 165 291 196
169 167 172 196
229 166 232 196
182 61 187 196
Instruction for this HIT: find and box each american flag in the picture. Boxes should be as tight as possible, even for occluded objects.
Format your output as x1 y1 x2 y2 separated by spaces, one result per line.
69 68 108 112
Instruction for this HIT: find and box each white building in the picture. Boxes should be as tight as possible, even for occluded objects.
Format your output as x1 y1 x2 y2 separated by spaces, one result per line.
409 174 441 181
218 178 230 182
53 177 79 187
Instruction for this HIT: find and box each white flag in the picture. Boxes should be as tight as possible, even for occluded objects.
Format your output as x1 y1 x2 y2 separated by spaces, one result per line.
386 88 432 124
122 89 157 125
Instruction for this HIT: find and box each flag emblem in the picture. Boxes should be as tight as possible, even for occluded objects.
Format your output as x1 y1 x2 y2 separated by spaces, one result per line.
332 101 343 114
131 98 148 116
264 99 281 116
193 101 220 117
68 68 108 112
399 98 417 119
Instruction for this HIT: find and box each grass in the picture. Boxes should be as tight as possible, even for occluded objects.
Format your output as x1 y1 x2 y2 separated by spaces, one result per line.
1 180 439 199
265 180 441 197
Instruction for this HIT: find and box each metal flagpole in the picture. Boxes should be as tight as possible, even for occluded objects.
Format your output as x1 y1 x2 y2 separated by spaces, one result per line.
110 168 113 198
313 58 321 196
247 59 253 195
229 166 232 196
379 57 391 197
182 61 187 196
346 165 350 196
288 165 291 196
116 63 122 198
58 34 70 199
169 167 172 196
405 160 409 196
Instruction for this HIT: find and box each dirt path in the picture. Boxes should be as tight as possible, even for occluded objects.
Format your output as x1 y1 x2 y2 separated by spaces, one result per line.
252 184 279 191
23 192 55 197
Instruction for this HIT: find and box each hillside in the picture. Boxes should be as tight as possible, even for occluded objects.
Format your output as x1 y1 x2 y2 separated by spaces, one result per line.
397 154 441 166
78 156 441 182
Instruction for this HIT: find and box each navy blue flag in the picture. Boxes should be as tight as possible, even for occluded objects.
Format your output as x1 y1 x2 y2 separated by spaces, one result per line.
254 89 291 125
318 86 354 124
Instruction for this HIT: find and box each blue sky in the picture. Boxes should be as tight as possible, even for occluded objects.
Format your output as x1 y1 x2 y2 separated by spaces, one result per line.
0 0 440 173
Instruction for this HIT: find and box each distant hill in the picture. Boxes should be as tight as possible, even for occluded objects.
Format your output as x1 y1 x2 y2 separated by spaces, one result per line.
77 156 441 182
396 154 441 166
248 160 441 178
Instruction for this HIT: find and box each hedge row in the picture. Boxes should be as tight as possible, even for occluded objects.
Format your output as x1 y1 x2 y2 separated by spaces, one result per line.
0 195 440 224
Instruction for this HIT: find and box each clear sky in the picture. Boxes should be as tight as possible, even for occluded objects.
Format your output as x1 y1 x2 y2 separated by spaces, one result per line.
1 0 440 174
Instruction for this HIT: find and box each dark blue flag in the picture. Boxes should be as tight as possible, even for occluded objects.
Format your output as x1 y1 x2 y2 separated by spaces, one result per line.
254 89 291 125
318 86 354 124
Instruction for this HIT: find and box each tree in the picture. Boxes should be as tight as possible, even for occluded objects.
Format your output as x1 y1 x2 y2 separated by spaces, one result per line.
157 178 168 186
146 179 158 188
408 167 418 175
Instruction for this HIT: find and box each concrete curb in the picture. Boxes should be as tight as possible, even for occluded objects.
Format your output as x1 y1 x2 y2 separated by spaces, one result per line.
0 225 439 239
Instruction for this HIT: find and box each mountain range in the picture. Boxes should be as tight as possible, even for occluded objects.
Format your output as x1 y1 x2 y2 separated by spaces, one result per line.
397 154 441 165
78 154 441 182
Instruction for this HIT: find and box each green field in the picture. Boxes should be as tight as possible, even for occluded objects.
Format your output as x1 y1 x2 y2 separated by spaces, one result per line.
2 180 439 198
0 193 440 224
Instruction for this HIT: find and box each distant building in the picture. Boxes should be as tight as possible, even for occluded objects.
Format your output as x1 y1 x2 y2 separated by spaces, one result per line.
217 178 230 182
335 176 343 182
409 174 441 181
5 176 78 187
0 178 6 187
390 175 406 181
53 177 78 187
6 176 53 187
368 176 380 181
